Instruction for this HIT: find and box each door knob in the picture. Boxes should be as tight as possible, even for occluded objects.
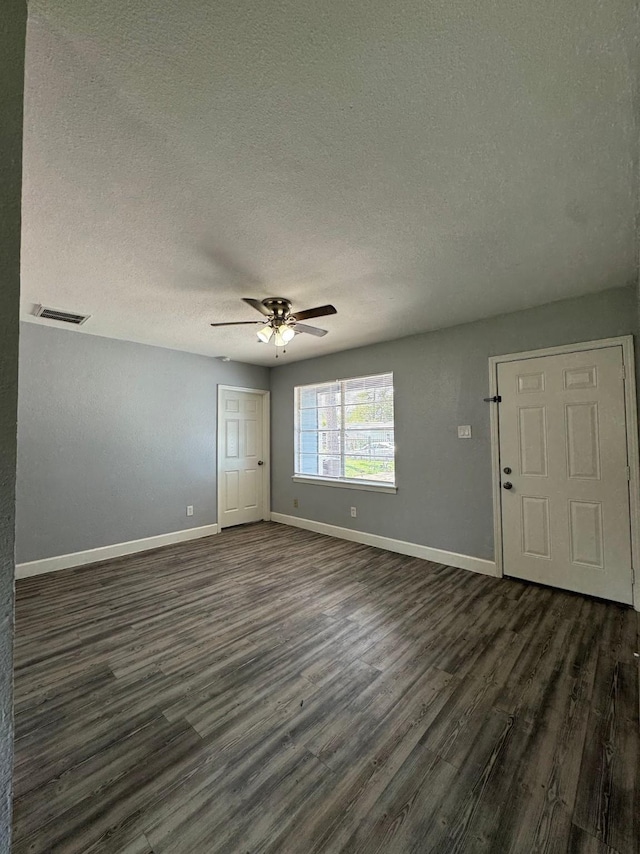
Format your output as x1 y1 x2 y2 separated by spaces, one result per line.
258 460 264 466
503 481 513 490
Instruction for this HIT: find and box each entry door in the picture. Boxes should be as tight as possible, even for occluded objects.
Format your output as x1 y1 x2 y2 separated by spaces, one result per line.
497 346 633 604
219 389 265 528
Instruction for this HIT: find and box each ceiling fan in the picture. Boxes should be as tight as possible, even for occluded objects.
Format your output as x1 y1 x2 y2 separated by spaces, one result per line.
211 297 337 350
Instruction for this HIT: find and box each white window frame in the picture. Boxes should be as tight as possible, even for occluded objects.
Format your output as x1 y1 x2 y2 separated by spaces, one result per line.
292 372 398 494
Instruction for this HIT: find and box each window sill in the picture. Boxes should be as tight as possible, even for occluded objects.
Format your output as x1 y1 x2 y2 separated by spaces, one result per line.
292 475 397 494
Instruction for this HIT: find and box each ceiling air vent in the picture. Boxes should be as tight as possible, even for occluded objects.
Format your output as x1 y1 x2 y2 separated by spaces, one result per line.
33 305 90 325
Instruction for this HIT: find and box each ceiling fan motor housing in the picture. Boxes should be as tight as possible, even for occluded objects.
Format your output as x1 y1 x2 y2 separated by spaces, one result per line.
262 297 292 319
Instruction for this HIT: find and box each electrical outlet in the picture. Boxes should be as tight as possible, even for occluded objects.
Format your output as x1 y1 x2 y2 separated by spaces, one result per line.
293 498 299 509
351 506 357 518
457 425 472 439
186 505 194 517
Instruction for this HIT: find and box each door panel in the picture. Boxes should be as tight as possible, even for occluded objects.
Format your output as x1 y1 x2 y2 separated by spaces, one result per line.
521 496 551 559
242 468 259 510
498 346 632 604
518 406 548 476
225 419 239 458
219 390 265 528
517 371 545 394
245 419 258 458
224 470 240 512
563 365 597 390
565 403 599 479
569 500 603 568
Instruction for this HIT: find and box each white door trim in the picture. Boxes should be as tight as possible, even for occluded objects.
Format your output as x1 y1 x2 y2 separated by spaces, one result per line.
488 335 640 611
217 385 271 530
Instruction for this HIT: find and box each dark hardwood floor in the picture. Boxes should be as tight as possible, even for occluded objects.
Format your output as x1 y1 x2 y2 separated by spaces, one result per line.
12 522 640 853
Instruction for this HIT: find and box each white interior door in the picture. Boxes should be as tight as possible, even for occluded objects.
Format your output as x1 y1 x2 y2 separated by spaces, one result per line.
219 389 265 529
497 346 633 604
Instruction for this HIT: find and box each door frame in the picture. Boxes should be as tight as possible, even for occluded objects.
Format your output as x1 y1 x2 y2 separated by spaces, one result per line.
217 385 271 531
487 335 640 611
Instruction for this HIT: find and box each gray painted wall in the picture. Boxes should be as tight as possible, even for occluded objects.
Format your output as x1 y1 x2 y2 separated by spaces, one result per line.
271 286 638 561
1 1 26 848
16 324 268 563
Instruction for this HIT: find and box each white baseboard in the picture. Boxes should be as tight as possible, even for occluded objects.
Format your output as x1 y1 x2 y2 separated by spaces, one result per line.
16 524 219 579
17 515 497 581
271 513 498 577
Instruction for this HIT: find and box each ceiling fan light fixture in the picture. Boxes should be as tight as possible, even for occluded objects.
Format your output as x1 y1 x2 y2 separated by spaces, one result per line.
278 324 295 344
257 324 273 343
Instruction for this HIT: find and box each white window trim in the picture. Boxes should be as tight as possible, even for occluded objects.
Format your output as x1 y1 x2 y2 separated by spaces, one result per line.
292 475 398 494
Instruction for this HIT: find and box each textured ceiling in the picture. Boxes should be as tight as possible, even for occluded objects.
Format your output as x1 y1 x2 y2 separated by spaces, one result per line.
21 0 638 365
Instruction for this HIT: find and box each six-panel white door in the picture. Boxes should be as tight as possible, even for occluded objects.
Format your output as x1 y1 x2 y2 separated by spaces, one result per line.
219 389 265 528
498 346 633 604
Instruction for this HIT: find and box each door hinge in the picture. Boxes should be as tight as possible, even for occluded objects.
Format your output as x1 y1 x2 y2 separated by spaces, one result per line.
626 466 631 481
484 395 502 403
622 364 626 380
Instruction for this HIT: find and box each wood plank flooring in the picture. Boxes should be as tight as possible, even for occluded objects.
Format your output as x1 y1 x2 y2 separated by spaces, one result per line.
12 522 640 853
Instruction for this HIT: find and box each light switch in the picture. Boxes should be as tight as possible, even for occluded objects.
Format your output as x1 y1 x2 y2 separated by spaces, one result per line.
458 425 472 439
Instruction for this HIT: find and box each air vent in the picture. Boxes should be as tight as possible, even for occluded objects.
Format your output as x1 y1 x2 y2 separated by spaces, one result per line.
33 305 90 325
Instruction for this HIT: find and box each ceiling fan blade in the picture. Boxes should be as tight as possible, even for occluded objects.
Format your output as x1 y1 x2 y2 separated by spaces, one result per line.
210 321 262 327
294 323 328 337
242 297 272 316
291 304 337 321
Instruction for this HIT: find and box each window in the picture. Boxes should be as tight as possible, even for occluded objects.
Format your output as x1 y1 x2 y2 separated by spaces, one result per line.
294 372 396 489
